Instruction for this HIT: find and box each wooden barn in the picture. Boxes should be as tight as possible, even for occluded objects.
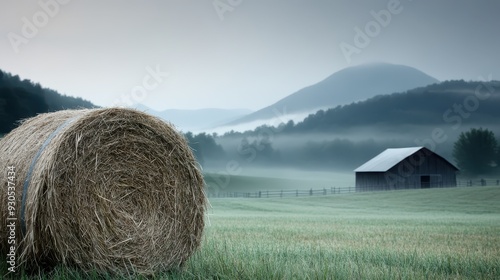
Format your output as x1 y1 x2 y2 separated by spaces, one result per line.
354 147 458 191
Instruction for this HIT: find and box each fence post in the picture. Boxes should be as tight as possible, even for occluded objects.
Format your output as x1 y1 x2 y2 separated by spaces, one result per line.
258 191 261 198
309 188 313 196
296 190 298 197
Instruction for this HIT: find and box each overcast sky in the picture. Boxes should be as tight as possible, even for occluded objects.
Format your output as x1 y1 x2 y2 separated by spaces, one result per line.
1 0 499 111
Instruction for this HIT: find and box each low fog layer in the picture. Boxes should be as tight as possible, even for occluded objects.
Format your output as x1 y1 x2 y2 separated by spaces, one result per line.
194 120 500 178
205 111 318 135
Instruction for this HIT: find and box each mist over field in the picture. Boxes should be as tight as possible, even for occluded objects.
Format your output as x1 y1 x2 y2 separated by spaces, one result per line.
205 123 499 170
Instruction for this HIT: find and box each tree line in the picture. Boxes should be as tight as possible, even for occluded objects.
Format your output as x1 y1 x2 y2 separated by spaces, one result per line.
221 80 500 137
0 70 95 134
187 127 500 176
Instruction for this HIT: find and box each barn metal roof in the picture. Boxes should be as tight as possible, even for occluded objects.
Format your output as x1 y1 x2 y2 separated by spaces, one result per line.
354 147 425 172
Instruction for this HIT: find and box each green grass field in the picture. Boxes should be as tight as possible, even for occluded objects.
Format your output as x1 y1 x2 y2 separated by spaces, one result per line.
182 186 500 280
3 186 500 279
204 169 354 195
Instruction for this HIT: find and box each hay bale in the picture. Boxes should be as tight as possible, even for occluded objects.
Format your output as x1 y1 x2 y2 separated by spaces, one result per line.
0 108 205 276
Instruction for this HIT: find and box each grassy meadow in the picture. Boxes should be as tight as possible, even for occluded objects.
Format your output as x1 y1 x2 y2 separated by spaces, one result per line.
180 186 500 279
4 184 499 279
204 169 354 195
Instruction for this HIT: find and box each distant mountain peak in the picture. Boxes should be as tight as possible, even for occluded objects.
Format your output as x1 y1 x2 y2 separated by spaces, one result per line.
224 63 439 127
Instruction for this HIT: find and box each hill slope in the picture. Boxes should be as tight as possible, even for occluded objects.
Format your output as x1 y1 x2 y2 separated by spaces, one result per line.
0 70 96 134
291 80 500 132
227 63 439 126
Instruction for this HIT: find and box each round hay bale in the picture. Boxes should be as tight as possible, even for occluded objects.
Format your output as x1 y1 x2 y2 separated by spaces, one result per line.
0 108 205 276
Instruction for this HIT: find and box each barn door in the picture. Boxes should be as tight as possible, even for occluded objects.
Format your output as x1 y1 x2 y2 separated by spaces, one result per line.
421 175 430 188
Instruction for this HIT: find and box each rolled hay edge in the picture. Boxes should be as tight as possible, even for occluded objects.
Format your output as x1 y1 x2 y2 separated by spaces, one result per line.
19 117 79 237
0 108 206 276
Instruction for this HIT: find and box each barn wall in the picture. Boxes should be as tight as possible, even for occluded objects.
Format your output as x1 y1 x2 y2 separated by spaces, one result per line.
355 172 392 191
388 150 457 188
355 149 457 191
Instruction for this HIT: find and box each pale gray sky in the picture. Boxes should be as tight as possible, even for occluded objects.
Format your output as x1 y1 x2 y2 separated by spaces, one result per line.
1 0 499 111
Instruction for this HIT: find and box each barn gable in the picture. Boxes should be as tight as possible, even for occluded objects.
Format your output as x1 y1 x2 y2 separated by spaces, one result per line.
354 147 458 191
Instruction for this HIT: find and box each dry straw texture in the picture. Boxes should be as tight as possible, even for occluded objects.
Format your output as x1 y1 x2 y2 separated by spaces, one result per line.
0 108 205 276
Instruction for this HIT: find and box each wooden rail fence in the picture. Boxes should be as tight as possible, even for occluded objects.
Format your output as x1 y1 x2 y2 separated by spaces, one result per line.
206 179 500 198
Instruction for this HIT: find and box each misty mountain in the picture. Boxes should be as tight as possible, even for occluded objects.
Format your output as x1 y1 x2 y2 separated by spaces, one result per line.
131 104 252 132
0 69 96 134
221 80 500 137
206 80 500 171
226 63 439 126
290 80 500 133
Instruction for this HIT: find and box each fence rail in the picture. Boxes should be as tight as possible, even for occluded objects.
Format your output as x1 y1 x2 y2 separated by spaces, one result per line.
457 179 500 187
206 179 500 198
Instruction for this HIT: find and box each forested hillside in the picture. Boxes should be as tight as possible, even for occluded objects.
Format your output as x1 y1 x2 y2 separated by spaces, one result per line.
221 80 500 137
0 70 96 134
195 80 500 171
